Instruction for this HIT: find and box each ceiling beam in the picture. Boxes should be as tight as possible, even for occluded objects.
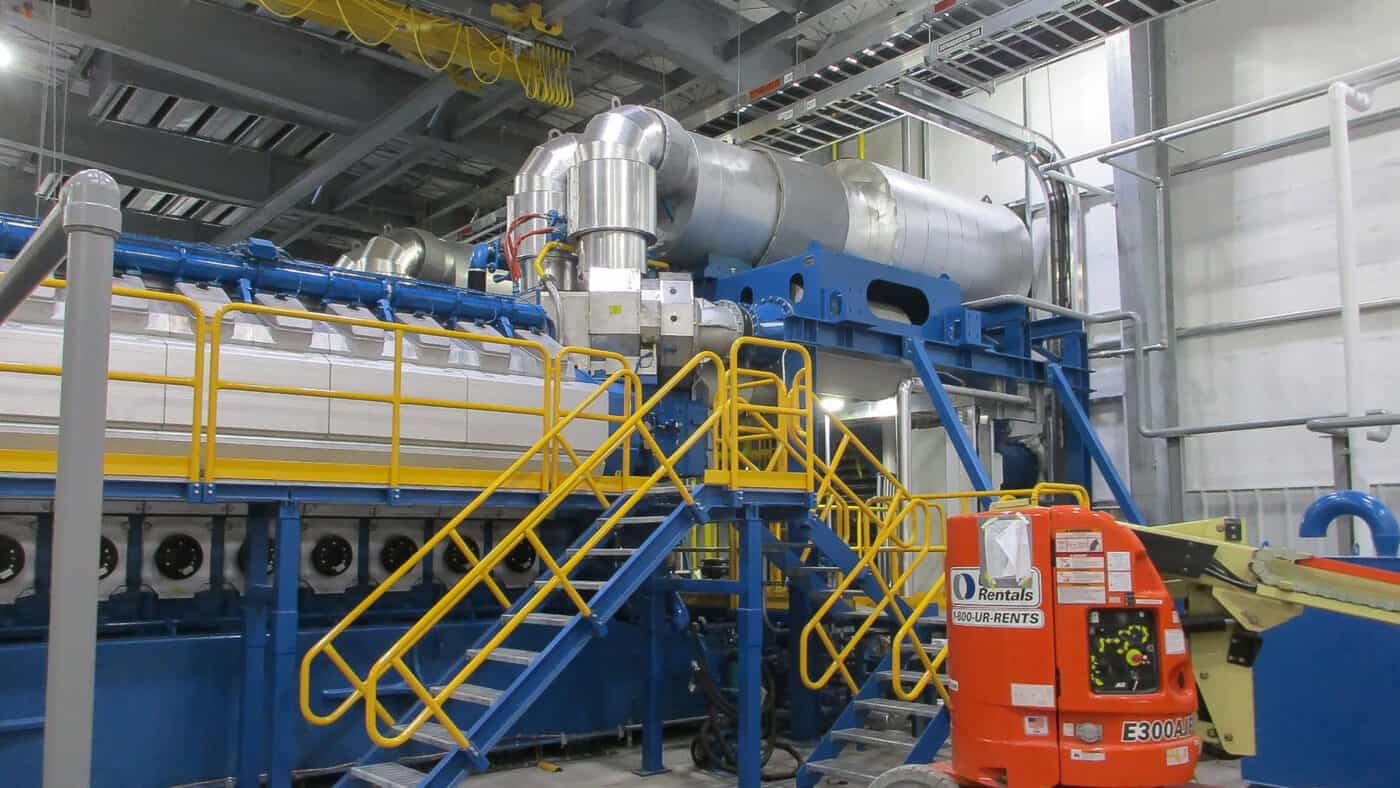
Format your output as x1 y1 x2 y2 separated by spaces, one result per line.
717 0 848 61
0 78 300 207
214 72 462 243
7 0 424 133
0 172 217 243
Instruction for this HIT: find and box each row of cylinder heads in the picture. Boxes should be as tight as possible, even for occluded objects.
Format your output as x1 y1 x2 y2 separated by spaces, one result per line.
0 515 538 604
0 271 609 474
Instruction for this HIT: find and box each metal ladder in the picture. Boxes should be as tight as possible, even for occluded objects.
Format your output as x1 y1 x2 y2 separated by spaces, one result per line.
342 484 705 788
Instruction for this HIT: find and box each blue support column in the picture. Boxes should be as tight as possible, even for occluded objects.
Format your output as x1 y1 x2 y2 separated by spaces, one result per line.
908 341 994 491
235 507 270 788
634 575 670 776
784 519 821 741
737 506 766 787
268 502 302 788
1047 363 1146 524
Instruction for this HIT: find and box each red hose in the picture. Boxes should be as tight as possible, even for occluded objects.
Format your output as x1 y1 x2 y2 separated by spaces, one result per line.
501 213 546 280
508 227 557 281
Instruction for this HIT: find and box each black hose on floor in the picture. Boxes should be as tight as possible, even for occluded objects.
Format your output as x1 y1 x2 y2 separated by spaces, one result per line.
686 624 802 781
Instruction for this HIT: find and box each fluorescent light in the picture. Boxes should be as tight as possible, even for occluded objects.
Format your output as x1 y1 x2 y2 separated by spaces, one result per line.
820 396 846 413
0 41 13 70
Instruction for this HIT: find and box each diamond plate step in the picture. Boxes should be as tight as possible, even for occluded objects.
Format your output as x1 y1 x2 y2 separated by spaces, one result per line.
854 697 943 717
349 762 426 788
565 547 636 558
613 515 668 525
831 727 917 752
764 543 812 555
466 647 538 665
803 757 882 784
395 721 460 749
501 612 574 626
874 668 929 684
532 578 606 591
430 682 502 705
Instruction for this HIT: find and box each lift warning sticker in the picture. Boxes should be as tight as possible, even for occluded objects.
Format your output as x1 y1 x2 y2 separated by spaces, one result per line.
1055 530 1104 553
949 566 1045 629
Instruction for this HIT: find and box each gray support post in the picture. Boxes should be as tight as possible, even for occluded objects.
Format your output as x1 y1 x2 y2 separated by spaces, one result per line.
40 170 123 788
1107 24 1184 522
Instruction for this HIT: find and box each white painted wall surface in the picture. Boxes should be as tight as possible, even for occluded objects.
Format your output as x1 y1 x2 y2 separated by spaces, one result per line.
1163 0 1400 503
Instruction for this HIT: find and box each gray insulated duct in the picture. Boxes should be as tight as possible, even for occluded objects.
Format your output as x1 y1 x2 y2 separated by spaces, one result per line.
508 105 1033 301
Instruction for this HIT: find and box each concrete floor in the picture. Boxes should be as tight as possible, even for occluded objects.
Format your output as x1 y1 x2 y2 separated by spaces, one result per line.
460 738 1246 787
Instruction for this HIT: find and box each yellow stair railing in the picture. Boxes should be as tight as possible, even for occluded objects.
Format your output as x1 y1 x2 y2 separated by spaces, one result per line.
301 337 821 752
297 346 642 745
793 409 951 703
351 350 730 749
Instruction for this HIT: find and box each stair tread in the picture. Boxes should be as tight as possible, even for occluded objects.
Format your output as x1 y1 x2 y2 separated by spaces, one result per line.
533 578 606 591
350 762 426 788
502 612 575 626
763 541 812 553
831 727 918 751
804 756 883 783
467 646 538 665
613 515 668 525
430 682 503 705
875 668 931 684
901 638 948 652
854 697 943 717
565 547 635 557
394 721 460 749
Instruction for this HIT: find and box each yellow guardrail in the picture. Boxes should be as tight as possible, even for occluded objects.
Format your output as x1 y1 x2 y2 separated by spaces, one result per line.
0 277 206 482
297 346 641 745
883 482 1092 702
204 302 558 490
303 338 823 751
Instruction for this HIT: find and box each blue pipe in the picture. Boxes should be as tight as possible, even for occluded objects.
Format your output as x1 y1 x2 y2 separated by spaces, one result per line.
0 212 547 331
1300 490 1400 557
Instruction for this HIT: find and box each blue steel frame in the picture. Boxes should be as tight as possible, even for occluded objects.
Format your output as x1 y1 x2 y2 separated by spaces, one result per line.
713 245 1143 519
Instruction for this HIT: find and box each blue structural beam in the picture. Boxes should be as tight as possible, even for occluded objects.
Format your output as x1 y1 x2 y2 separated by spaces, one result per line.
0 212 547 331
1047 363 1146 524
908 341 994 491
737 507 766 787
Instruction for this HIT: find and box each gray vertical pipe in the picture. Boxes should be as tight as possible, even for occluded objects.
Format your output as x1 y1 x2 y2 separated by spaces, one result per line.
40 170 122 788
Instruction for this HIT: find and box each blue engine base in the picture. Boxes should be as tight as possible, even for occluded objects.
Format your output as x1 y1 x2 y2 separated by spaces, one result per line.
0 618 708 788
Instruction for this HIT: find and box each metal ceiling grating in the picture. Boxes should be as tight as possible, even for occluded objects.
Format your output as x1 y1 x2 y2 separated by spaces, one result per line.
696 0 1211 156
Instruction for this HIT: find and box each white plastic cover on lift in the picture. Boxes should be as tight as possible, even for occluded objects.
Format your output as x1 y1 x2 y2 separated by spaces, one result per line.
980 513 1033 589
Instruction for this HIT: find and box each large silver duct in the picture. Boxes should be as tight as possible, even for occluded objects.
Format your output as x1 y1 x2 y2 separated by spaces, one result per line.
508 131 581 290
334 227 471 286
509 105 1034 302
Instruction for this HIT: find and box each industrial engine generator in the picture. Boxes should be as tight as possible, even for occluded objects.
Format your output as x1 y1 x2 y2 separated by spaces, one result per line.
937 506 1201 788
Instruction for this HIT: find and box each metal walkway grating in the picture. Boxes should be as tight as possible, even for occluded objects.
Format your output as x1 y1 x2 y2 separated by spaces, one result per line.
694 0 1213 156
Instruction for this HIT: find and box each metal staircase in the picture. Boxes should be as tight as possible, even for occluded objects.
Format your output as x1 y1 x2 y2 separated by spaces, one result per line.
345 487 707 787
797 650 952 787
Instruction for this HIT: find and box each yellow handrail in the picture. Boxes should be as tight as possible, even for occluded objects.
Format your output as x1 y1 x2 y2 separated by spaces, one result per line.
351 351 725 749
298 358 642 739
204 302 556 490
0 277 206 481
